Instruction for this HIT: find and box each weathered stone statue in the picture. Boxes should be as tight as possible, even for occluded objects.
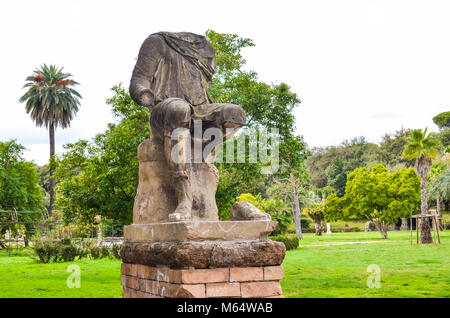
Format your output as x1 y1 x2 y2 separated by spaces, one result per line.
121 32 286 298
130 31 246 222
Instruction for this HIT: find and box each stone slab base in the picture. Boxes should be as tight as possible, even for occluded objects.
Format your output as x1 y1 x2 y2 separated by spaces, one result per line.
121 264 285 298
121 239 285 269
124 220 277 243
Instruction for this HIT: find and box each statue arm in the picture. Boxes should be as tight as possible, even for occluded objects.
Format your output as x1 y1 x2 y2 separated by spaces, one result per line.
129 35 166 107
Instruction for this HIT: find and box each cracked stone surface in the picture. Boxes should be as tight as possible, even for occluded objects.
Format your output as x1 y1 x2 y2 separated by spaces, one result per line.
121 239 286 269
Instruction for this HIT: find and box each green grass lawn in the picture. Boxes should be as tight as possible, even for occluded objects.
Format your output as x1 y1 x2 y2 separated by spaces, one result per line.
281 230 450 298
0 230 448 298
0 250 122 298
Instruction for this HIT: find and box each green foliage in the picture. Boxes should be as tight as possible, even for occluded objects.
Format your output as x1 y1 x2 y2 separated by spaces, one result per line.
205 30 254 75
235 193 292 235
377 128 413 168
32 237 120 263
304 204 324 223
307 130 424 193
55 84 150 226
300 218 311 229
33 239 81 263
59 243 79 262
260 198 293 235
110 244 122 259
33 240 57 263
235 193 263 209
89 246 102 259
432 111 450 129
324 164 420 238
100 246 110 259
436 128 450 150
307 137 378 193
0 140 44 243
429 169 450 201
402 128 441 162
19 64 81 129
0 140 44 211
270 234 299 250
206 30 308 218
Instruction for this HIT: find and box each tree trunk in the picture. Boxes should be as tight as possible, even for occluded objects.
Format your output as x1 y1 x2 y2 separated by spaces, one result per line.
378 220 388 239
290 173 303 240
368 217 388 239
314 222 322 235
380 226 387 239
49 122 55 216
419 171 432 244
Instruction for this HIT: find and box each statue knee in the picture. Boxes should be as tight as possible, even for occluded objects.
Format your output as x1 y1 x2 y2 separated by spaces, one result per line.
221 104 246 128
165 99 192 129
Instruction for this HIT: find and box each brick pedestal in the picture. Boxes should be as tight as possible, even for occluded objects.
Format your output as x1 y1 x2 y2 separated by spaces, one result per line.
120 221 286 298
121 264 284 298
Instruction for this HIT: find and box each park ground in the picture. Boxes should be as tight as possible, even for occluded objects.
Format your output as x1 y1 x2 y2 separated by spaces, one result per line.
0 230 448 298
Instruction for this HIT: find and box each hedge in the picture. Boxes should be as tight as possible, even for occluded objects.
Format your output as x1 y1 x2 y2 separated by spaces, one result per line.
270 234 299 250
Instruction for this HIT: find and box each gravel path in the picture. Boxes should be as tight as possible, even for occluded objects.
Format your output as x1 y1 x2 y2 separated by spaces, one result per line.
305 241 391 247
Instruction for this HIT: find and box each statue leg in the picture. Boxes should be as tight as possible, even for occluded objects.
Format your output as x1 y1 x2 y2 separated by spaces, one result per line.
161 99 194 221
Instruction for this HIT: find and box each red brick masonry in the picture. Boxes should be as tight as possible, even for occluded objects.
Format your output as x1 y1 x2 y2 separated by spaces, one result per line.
121 264 284 298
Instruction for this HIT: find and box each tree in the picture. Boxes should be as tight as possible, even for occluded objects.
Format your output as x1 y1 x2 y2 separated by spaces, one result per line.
304 203 325 235
432 111 450 129
377 128 413 169
55 85 149 226
0 140 44 211
324 165 420 239
403 128 441 244
428 168 450 230
19 64 81 214
267 166 315 240
436 128 450 151
0 140 44 244
325 158 349 197
206 30 309 220
307 137 377 195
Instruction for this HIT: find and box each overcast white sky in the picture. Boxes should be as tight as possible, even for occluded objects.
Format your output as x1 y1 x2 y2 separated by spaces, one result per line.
0 0 449 165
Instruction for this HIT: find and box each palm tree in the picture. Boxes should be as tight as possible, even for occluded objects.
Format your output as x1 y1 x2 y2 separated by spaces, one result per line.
19 64 81 214
429 168 450 231
402 128 441 244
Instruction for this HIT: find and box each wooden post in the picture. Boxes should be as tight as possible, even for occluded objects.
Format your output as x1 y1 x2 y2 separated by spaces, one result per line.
433 214 441 244
410 217 412 245
432 215 436 244
416 217 419 245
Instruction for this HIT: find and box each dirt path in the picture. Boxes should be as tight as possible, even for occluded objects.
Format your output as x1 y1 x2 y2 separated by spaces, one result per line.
304 241 391 247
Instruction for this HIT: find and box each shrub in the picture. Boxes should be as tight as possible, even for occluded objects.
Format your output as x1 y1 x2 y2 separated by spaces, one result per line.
10 249 25 257
301 218 310 228
61 238 72 245
59 244 79 262
33 239 83 263
90 246 102 259
111 244 122 259
33 240 58 263
101 245 110 258
270 234 300 250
